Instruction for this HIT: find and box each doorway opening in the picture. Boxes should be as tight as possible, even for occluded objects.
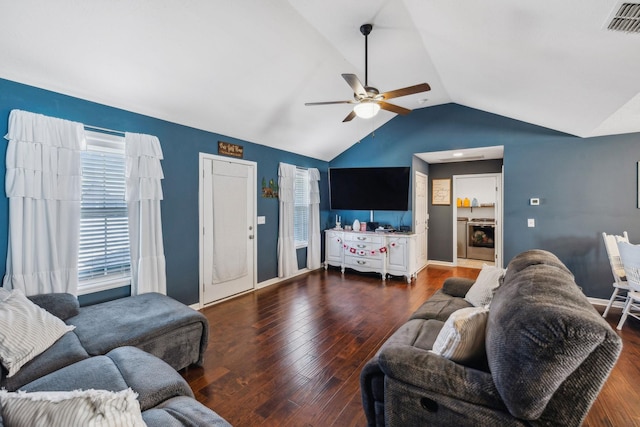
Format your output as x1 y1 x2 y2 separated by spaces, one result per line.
414 146 504 269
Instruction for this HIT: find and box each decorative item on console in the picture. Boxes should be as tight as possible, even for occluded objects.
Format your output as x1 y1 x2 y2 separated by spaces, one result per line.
335 236 398 256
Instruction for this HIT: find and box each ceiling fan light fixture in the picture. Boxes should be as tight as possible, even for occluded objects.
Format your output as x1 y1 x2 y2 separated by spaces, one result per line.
354 101 380 119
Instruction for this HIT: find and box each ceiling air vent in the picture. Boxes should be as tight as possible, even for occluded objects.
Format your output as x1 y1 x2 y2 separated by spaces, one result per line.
608 3 640 33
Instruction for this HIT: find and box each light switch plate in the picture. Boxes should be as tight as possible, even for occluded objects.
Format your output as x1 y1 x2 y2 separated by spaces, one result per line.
530 198 540 206
528 218 535 227
257 216 266 225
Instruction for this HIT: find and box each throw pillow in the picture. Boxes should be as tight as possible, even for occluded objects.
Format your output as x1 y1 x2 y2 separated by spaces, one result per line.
0 289 75 377
0 388 146 427
430 306 489 364
464 264 505 307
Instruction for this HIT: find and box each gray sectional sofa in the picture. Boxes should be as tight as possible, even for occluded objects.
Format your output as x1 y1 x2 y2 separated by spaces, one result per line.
361 249 623 426
1 291 230 426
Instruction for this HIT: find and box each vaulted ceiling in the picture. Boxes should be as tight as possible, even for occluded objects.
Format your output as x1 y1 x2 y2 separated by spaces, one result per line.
1 1 639 161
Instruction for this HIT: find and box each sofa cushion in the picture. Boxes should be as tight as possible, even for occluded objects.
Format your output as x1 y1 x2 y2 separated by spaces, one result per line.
0 289 75 377
409 290 472 321
486 249 615 420
66 292 208 370
0 388 145 427
381 319 445 353
431 307 489 364
1 332 89 392
464 264 505 307
21 355 130 393
20 346 194 413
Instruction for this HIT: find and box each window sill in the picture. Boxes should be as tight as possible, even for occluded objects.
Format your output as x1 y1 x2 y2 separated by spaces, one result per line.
77 276 131 296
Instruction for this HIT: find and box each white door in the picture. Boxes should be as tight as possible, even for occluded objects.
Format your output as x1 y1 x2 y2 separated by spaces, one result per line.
414 171 428 269
200 154 256 305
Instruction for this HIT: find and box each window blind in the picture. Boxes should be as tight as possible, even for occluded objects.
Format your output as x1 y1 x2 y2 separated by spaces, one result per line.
294 168 309 247
78 132 131 283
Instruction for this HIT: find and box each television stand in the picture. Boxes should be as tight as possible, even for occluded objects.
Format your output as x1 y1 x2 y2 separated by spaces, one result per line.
324 229 418 283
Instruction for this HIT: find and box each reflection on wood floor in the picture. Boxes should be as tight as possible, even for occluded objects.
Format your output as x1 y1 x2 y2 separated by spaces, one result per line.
181 266 640 427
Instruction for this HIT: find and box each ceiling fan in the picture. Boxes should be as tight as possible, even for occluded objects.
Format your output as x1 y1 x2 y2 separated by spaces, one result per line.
305 23 431 122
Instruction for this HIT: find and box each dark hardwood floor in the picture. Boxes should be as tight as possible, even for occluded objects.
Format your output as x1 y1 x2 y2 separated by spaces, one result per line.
181 266 640 427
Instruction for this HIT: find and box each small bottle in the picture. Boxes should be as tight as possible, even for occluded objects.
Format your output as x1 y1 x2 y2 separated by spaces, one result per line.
463 197 470 207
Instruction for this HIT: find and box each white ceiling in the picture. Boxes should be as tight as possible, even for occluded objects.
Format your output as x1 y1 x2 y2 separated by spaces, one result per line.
1 0 639 161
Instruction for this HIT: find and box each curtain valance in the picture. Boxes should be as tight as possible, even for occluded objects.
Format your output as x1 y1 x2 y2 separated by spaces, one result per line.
308 168 320 204
125 132 164 202
5 110 84 201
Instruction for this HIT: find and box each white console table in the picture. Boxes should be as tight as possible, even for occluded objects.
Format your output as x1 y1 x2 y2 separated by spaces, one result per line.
324 229 418 283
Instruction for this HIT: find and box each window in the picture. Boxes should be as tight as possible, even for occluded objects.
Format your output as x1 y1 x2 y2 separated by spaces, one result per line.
294 168 309 248
77 131 130 294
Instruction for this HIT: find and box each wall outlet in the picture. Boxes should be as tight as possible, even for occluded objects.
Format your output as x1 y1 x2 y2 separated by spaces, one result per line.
528 218 535 228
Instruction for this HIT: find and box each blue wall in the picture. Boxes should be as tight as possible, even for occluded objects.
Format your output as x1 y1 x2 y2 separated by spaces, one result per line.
0 78 329 305
329 103 640 299
3 77 640 301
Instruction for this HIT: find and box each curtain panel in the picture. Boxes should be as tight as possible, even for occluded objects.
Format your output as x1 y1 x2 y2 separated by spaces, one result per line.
125 133 166 295
3 110 85 295
278 162 298 278
307 168 321 270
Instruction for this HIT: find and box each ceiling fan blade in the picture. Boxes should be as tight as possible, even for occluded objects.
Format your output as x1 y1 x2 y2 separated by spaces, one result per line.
305 100 355 106
342 74 367 97
379 101 412 115
381 83 431 100
342 110 357 122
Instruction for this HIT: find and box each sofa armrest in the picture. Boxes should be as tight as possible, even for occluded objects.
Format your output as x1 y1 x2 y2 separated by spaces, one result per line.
378 344 503 410
441 277 475 298
27 293 80 320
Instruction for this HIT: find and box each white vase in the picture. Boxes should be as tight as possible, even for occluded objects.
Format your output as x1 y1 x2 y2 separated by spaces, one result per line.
353 219 360 232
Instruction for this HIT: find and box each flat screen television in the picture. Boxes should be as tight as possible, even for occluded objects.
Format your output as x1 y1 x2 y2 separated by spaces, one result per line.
329 167 410 211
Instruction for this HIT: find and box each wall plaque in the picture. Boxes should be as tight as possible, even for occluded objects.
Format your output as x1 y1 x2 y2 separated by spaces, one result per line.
432 178 451 205
218 141 244 158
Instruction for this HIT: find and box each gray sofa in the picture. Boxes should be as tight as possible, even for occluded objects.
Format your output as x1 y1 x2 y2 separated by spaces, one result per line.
361 249 622 426
1 292 230 426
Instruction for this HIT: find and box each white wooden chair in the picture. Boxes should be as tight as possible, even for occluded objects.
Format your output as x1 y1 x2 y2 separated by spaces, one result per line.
616 241 640 330
602 231 630 318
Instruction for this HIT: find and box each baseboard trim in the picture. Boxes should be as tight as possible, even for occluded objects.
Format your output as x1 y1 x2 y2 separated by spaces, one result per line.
427 260 454 267
588 297 624 308
257 268 312 289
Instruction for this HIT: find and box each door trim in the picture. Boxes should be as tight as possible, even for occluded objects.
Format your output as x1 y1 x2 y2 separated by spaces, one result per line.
413 171 428 269
198 153 257 308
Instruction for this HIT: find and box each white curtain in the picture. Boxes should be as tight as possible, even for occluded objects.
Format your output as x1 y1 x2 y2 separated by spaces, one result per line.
3 110 85 295
278 162 298 278
125 133 166 295
307 168 321 270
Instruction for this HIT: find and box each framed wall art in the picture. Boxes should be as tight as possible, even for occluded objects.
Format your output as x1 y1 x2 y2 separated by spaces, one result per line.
432 178 451 205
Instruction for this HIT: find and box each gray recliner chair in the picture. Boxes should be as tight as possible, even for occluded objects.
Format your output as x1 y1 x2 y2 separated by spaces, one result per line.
361 250 622 426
